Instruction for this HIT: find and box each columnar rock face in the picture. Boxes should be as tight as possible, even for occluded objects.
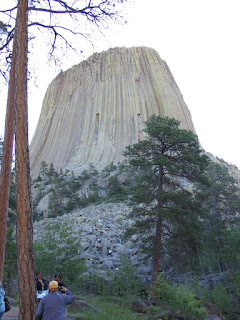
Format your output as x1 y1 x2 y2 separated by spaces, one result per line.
30 47 196 177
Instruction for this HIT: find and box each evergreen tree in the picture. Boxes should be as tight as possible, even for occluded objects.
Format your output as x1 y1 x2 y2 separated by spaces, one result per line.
39 160 48 178
199 161 240 272
124 115 209 290
108 174 126 201
0 137 17 293
4 225 17 295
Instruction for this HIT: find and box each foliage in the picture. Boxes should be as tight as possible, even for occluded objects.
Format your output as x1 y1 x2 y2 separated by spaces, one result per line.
199 282 234 319
222 226 240 270
48 189 66 217
46 163 58 179
109 255 145 299
124 115 209 275
103 162 117 176
1 137 17 292
224 269 240 309
78 271 111 295
74 296 139 320
198 161 240 273
33 162 128 219
78 256 144 299
152 273 207 319
39 161 48 177
3 224 17 295
107 175 127 202
34 221 87 289
79 170 91 181
89 165 98 177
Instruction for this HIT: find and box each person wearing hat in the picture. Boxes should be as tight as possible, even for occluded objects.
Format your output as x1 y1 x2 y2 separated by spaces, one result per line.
35 280 74 320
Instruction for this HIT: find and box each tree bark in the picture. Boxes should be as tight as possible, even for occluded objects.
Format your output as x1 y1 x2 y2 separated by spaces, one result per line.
15 0 36 318
151 164 163 296
0 31 16 284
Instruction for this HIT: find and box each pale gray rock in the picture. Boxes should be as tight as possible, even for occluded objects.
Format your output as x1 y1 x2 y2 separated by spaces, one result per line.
81 242 91 250
131 235 138 242
33 202 151 278
30 47 196 178
114 244 126 253
204 316 221 320
112 215 124 223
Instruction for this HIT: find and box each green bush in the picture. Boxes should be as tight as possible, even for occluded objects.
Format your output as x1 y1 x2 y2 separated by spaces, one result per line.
108 175 127 202
102 162 117 176
34 221 87 289
78 272 111 295
77 257 144 300
154 273 207 320
77 297 139 320
79 170 90 181
109 256 145 300
200 282 234 318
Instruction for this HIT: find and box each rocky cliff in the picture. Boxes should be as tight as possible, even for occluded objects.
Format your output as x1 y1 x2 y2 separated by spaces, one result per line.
30 47 195 178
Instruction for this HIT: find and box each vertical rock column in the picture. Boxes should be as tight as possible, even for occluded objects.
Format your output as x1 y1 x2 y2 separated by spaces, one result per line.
30 46 195 177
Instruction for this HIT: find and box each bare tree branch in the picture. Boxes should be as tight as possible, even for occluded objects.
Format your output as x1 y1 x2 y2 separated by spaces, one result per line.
0 0 128 73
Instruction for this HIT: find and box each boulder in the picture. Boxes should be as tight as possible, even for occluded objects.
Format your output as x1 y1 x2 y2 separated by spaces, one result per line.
68 300 101 313
204 315 221 320
131 299 147 314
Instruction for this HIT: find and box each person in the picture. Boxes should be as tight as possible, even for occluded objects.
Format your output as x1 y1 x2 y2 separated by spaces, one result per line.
35 271 48 291
55 272 65 288
35 280 74 320
0 281 5 320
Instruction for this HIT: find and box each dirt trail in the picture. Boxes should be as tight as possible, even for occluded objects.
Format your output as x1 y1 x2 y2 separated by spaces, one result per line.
2 307 69 319
2 306 19 319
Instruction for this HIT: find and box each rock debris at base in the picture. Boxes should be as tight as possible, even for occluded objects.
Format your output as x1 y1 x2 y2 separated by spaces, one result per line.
33 202 152 280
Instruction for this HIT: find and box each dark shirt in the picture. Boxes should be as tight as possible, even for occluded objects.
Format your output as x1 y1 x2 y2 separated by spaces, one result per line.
36 278 48 291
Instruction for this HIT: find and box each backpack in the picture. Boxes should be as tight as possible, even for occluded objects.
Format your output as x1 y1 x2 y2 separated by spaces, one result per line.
0 288 5 313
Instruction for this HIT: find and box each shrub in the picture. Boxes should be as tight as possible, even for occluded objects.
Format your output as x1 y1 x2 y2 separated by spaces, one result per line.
103 162 117 176
34 221 87 289
108 175 127 201
78 272 111 295
200 282 234 318
109 256 145 300
154 273 207 320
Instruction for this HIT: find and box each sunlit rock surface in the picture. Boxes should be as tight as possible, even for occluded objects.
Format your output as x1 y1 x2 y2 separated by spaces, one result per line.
30 47 196 177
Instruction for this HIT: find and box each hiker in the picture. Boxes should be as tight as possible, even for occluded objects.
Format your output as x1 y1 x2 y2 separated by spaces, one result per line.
55 272 64 286
35 281 74 320
0 281 5 320
35 271 48 291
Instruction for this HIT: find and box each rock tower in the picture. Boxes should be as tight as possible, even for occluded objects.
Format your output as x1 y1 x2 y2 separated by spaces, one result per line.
30 47 196 177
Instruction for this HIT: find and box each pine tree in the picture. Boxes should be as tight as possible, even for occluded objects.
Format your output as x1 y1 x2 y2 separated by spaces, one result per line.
199 161 240 273
124 115 209 292
14 0 36 318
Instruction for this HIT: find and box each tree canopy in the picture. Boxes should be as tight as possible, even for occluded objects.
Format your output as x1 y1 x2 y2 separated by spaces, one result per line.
198 161 240 273
124 115 209 289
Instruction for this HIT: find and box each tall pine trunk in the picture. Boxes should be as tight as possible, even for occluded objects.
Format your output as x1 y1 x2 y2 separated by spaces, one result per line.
151 164 163 296
15 0 36 318
0 31 17 284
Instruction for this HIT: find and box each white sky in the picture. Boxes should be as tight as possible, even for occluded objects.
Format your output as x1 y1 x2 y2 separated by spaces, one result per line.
1 0 240 168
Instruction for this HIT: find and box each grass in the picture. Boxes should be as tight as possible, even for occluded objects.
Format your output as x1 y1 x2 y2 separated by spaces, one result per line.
68 295 141 320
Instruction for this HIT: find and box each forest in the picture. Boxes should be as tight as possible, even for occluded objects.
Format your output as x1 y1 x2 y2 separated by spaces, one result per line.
1 116 240 319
